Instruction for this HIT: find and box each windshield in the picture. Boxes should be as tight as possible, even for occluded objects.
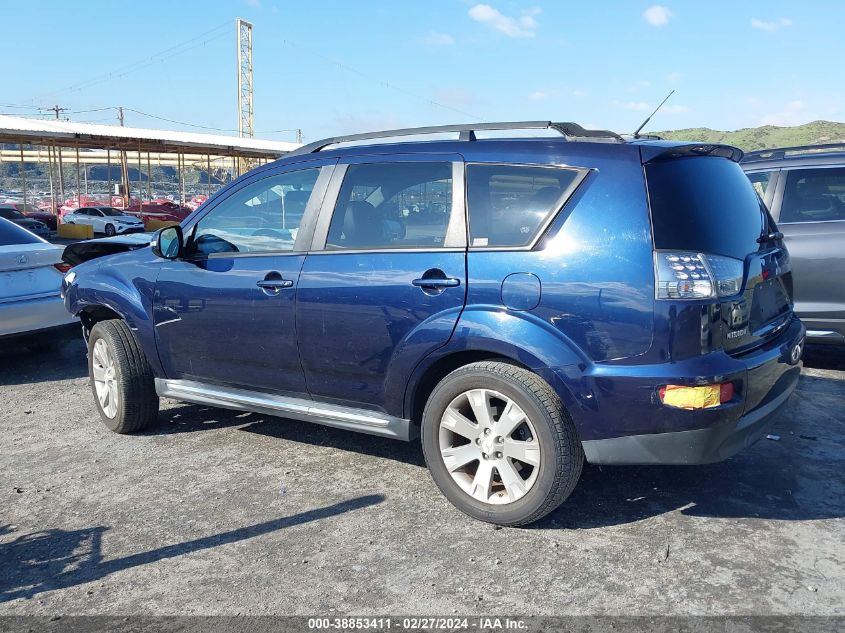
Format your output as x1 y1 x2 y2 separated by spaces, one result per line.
646 157 767 260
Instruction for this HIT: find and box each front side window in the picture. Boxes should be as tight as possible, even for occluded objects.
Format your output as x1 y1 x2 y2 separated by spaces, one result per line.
466 164 580 247
326 162 453 250
191 167 320 255
780 167 845 223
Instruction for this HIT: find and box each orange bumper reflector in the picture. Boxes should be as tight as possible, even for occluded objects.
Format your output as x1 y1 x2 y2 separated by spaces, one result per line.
659 383 733 410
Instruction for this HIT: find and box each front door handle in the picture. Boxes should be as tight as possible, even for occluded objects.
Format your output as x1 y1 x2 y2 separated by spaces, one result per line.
412 277 461 288
257 279 294 289
257 272 294 295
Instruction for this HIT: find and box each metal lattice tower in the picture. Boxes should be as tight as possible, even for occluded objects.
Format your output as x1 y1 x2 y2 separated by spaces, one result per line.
236 18 254 139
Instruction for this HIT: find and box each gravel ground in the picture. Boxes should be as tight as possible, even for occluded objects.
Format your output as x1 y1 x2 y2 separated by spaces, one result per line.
1 337 843 616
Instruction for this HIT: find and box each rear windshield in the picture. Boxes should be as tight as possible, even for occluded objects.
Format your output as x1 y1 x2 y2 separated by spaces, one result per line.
646 157 766 259
0 218 42 246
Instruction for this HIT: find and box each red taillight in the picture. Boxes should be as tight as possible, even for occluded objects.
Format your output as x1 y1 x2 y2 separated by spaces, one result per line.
719 382 734 403
54 262 72 273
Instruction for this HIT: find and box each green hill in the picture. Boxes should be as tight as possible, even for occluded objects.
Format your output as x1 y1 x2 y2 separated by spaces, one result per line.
654 120 845 152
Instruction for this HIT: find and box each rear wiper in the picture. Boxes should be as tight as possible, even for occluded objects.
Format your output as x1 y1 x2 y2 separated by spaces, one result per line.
757 230 784 244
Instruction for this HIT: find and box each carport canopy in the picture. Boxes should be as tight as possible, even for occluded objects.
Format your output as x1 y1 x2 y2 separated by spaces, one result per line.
0 115 299 159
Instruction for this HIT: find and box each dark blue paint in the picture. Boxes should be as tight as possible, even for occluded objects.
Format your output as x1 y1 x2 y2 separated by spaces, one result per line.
63 136 805 451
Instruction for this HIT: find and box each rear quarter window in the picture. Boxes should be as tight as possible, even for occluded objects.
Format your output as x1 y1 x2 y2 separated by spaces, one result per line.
466 164 581 248
646 157 766 260
0 218 42 245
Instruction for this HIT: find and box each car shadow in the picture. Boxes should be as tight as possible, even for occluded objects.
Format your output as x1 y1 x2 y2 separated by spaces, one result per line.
0 335 87 385
145 370 844 528
536 372 845 529
0 495 384 602
802 343 845 371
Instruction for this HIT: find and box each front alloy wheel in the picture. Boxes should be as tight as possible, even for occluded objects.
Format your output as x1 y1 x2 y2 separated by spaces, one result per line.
92 338 119 418
87 320 159 433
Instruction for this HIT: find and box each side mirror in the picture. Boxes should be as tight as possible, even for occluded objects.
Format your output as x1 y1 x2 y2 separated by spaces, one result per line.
151 225 184 259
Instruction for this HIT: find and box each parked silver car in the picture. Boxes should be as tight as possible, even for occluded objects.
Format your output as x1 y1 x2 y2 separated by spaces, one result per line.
742 143 845 345
0 217 77 341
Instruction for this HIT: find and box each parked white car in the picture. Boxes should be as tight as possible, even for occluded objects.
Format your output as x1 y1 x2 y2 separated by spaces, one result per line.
0 218 77 341
63 206 145 236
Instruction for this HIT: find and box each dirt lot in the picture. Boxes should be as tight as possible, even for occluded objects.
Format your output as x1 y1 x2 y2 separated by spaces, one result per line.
1 337 843 615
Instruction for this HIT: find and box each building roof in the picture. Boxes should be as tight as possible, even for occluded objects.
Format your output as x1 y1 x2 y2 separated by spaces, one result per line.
0 115 299 158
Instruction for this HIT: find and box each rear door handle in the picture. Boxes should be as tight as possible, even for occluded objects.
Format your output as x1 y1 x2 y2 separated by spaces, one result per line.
412 277 461 288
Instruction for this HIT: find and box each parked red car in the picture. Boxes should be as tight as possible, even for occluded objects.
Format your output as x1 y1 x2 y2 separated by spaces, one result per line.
4 202 58 230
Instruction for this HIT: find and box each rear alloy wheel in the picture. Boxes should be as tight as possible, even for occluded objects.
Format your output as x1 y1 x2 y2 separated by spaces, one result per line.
104 224 116 236
88 320 159 433
422 361 583 526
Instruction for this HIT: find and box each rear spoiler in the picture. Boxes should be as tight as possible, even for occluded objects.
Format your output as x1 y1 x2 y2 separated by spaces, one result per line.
640 143 744 164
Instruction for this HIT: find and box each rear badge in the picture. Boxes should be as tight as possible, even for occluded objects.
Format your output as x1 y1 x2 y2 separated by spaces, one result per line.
727 327 748 339
790 341 804 364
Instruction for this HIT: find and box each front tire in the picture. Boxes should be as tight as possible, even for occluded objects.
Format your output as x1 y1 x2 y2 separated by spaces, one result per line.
421 361 583 526
88 320 159 433
104 224 116 236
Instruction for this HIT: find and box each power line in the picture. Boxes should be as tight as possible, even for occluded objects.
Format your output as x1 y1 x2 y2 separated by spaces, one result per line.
276 36 485 121
123 107 301 135
28 22 230 102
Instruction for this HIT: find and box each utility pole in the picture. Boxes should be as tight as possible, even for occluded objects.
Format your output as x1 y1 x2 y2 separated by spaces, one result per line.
42 105 68 120
237 17 254 175
117 106 130 208
41 105 68 204
296 129 303 144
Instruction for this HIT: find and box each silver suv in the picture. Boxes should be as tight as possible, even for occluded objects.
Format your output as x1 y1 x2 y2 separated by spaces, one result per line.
742 143 845 345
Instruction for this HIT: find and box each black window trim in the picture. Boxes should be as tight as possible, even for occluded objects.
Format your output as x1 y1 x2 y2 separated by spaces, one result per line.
464 161 590 252
309 158 467 252
771 164 845 225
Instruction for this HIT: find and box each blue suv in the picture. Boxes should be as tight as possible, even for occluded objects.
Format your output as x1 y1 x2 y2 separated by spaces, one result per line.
63 121 805 526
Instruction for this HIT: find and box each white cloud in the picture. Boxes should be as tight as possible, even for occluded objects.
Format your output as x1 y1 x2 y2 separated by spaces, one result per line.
643 5 672 27
468 4 540 38
621 101 652 111
751 17 792 32
662 104 689 113
667 71 684 82
759 99 814 126
244 0 262 7
423 31 454 46
528 91 548 101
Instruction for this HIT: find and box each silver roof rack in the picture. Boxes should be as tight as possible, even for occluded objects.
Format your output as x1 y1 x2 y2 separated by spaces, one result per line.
741 142 845 162
287 121 624 157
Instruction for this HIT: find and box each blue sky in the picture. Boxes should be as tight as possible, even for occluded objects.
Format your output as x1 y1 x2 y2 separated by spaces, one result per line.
1 1 841 142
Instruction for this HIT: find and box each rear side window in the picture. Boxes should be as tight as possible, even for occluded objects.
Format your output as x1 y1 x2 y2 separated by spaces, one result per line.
780 167 845 223
646 157 766 260
327 162 453 250
0 218 41 245
466 164 580 247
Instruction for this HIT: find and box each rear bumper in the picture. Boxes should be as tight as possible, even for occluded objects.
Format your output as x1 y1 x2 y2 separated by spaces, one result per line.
578 317 805 465
0 294 77 338
582 368 797 464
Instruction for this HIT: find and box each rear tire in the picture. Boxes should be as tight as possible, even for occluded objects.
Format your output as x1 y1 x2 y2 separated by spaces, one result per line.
421 361 583 526
88 320 159 433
